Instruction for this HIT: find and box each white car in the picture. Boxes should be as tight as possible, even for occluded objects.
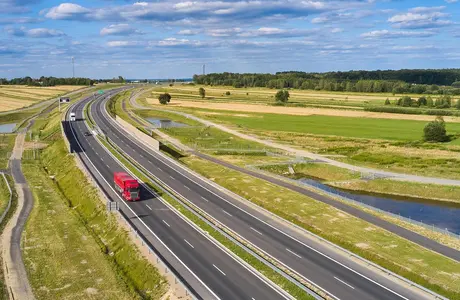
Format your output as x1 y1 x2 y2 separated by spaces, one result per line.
69 112 76 121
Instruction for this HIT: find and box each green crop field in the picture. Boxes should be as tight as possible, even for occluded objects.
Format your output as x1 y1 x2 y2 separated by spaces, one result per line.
202 112 460 141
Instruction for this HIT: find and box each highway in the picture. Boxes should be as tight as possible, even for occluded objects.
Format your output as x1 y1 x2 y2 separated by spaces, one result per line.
64 93 290 300
90 94 433 300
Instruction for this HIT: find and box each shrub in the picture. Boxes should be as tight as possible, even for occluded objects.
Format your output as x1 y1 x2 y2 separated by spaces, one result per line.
275 90 290 103
158 93 171 105
424 117 448 142
384 98 391 105
225 91 231 96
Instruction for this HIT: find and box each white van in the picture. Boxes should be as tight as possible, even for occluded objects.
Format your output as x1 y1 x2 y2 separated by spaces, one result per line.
70 112 76 121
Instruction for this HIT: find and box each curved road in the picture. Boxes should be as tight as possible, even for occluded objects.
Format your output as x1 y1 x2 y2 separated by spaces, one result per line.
96 95 438 300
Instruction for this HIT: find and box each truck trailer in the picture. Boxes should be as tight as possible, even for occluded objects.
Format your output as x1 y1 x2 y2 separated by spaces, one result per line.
114 172 140 201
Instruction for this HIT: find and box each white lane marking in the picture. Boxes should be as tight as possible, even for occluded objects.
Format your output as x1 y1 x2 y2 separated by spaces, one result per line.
169 175 175 180
162 220 170 227
201 196 209 202
157 167 163 171
250 227 263 236
146 204 152 211
106 164 110 168
213 264 226 276
334 277 355 290
222 210 232 217
101 157 104 161
140 154 144 158
184 186 191 191
286 248 302 259
184 239 194 249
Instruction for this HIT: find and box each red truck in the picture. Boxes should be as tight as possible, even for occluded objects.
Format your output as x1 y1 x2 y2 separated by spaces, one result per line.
114 172 140 201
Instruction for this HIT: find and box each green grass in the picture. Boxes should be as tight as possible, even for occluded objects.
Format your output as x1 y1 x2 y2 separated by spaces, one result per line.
99 137 315 300
0 134 15 169
0 174 10 218
179 155 460 299
201 112 460 141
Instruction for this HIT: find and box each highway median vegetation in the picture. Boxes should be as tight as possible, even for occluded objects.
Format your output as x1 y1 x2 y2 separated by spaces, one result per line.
179 155 460 299
21 109 168 300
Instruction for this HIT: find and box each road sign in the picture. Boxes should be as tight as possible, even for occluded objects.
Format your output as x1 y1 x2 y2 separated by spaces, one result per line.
106 201 119 211
59 97 70 103
98 90 104 95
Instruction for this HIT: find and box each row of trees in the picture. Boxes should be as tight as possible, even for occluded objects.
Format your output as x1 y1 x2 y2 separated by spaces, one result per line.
389 95 460 109
194 71 460 95
0 76 94 86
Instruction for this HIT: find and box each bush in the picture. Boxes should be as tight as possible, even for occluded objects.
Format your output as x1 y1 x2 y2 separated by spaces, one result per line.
424 117 448 142
199 87 206 98
158 93 171 105
384 98 391 105
275 90 290 103
225 91 231 96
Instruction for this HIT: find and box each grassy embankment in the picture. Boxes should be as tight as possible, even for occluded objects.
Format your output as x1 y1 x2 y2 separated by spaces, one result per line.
0 134 15 169
21 106 168 299
179 155 460 299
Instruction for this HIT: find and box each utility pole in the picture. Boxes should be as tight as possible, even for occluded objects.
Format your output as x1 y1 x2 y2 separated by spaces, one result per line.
72 56 75 78
203 64 206 75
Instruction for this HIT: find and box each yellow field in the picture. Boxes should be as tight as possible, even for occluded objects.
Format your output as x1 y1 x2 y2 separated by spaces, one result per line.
145 98 460 123
0 85 84 112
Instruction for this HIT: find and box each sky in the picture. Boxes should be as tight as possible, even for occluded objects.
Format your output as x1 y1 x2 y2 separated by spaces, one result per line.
0 0 459 79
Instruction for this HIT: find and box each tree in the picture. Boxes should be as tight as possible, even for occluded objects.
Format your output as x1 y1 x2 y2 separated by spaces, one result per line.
275 90 290 103
199 87 206 98
456 99 460 110
158 93 171 105
424 116 448 142
417 97 427 106
384 98 391 105
426 96 434 107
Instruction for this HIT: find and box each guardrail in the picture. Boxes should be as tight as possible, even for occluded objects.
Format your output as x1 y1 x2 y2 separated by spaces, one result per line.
64 93 197 300
0 173 12 225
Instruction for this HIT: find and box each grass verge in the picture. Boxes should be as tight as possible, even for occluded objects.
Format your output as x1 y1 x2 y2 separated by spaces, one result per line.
0 134 15 169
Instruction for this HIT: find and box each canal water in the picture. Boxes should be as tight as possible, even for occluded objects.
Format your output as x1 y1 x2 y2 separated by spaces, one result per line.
0 123 16 133
299 178 460 235
145 117 188 129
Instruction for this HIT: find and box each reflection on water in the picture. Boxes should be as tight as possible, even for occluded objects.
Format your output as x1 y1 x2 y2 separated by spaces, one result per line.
299 178 460 235
0 123 16 133
145 117 188 129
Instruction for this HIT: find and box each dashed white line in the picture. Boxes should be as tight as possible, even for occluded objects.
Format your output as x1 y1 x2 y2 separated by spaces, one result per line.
334 277 355 290
250 227 263 235
146 204 152 211
286 248 302 259
157 167 163 172
162 220 170 227
201 196 209 202
169 175 175 180
106 164 110 168
184 239 194 249
213 264 226 276
184 186 191 191
222 210 233 217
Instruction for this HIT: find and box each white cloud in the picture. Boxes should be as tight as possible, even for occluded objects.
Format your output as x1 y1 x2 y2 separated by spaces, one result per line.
6 27 66 38
100 24 143 36
361 29 435 39
388 7 453 29
177 29 201 36
45 3 91 20
106 40 141 47
445 0 458 3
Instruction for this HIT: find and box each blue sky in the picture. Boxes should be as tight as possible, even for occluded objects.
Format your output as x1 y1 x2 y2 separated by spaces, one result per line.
0 0 459 79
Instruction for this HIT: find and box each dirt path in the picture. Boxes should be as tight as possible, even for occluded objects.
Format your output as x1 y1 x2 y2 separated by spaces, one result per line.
145 99 460 123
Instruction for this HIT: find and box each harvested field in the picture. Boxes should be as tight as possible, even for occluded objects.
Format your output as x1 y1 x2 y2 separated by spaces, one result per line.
0 85 84 112
146 99 460 123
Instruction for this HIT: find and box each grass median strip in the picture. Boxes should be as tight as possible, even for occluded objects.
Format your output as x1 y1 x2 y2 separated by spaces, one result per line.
98 136 316 300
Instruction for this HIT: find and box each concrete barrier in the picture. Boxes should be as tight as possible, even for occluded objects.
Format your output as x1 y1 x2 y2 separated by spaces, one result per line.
115 116 159 151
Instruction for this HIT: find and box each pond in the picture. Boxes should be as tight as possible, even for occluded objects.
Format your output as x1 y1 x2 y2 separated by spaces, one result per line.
0 123 16 133
299 178 460 235
145 117 188 129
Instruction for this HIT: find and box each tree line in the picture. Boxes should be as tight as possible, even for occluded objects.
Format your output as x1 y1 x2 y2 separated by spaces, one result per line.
194 70 460 95
0 76 94 86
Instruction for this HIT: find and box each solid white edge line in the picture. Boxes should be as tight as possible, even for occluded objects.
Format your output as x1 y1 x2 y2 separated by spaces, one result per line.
213 264 226 276
108 111 412 300
95 98 293 300
68 98 221 300
334 277 355 290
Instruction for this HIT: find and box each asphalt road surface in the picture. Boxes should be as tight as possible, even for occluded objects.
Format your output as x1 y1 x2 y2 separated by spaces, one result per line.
91 96 434 300
65 94 289 300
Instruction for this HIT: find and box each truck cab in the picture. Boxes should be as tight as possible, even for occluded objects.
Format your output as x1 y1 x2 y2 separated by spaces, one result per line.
69 112 76 122
114 172 140 201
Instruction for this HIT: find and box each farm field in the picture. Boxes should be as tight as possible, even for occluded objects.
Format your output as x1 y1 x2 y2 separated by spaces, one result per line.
0 85 84 112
